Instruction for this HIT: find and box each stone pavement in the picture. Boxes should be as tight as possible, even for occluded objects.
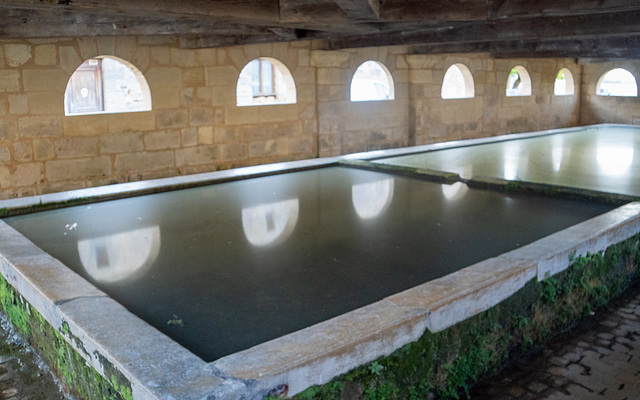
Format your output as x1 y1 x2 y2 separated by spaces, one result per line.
470 284 640 400
0 314 69 400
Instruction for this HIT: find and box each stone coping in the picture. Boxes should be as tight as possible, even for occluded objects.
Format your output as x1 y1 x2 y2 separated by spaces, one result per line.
0 123 638 399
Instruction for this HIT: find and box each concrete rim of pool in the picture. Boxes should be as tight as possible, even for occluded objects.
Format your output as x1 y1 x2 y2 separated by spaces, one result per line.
0 123 639 399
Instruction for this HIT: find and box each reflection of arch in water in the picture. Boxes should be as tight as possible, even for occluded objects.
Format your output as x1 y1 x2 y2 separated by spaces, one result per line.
442 182 469 201
242 199 300 247
352 178 395 219
78 226 161 283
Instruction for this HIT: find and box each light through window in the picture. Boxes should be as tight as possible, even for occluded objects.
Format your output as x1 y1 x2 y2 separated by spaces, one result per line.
506 66 532 97
350 61 395 102
64 56 151 116
441 63 475 99
596 68 638 97
554 68 575 96
237 57 296 106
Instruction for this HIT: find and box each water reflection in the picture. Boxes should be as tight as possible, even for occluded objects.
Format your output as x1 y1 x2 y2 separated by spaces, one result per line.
550 134 566 173
596 143 634 176
242 199 300 247
78 226 161 283
352 178 395 219
442 182 469 201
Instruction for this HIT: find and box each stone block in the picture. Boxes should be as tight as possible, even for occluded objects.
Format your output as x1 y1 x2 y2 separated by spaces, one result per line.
222 143 248 161
107 111 156 133
0 145 10 163
150 47 171 65
4 44 32 67
156 109 188 129
198 126 214 144
19 116 63 138
115 150 174 172
77 38 98 60
59 46 83 75
249 140 277 158
62 114 109 136
317 68 348 85
190 107 214 126
241 125 272 142
22 69 68 93
151 85 182 109
195 49 217 66
0 120 18 141
8 94 28 115
96 37 116 56
257 105 291 123
211 87 236 106
46 156 111 182
145 67 182 88
0 69 21 92
9 163 42 186
206 66 240 86
143 129 181 150
54 137 98 159
170 48 196 68
100 132 143 154
176 145 221 167
0 45 4 67
225 106 262 125
27 92 62 115
115 37 137 62
34 45 57 66
183 68 205 87
33 139 54 161
12 141 33 162
311 50 350 68
181 127 197 147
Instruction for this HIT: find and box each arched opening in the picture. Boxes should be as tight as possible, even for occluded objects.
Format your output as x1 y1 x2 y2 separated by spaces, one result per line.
441 63 475 99
554 68 575 96
64 56 151 116
596 68 638 97
350 60 395 102
236 57 297 106
506 65 532 97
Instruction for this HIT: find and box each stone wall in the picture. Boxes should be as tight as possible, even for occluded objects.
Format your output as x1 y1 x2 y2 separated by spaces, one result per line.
0 36 631 200
580 61 640 125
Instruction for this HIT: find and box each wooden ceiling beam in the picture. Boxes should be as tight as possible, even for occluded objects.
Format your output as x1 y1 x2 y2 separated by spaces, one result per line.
324 9 640 50
0 8 273 38
331 0 380 21
410 34 640 60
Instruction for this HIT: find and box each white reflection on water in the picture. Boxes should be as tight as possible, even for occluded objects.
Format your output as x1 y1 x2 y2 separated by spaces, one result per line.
78 226 161 283
596 144 634 176
242 199 299 247
442 182 469 201
352 178 394 219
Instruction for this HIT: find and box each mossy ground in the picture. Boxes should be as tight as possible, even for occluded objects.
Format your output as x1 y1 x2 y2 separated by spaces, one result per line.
0 275 132 400
279 234 640 400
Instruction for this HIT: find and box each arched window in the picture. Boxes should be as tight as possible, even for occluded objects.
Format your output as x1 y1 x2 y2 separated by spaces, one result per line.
236 57 297 106
350 60 395 102
596 68 638 97
65 56 151 116
441 63 475 99
554 68 575 96
506 65 532 97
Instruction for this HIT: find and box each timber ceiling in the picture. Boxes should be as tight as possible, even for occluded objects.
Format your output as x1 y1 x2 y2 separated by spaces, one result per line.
2 0 640 59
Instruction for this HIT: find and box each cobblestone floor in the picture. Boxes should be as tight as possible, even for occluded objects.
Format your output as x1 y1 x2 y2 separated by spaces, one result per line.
0 314 69 400
470 284 640 400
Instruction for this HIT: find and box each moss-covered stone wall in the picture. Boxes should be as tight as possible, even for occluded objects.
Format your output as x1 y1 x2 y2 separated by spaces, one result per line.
0 274 132 400
282 234 640 400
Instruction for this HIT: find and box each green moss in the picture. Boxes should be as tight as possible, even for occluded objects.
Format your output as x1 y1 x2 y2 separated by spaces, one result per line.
288 234 640 400
0 275 132 400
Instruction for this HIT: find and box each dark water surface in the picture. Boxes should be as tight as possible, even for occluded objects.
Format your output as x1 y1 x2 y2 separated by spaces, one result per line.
4 167 616 361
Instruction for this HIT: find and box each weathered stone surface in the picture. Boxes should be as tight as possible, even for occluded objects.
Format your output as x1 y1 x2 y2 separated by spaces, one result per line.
100 132 143 153
4 44 32 67
18 116 63 138
0 70 21 92
34 44 57 66
115 150 174 172
45 157 111 181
